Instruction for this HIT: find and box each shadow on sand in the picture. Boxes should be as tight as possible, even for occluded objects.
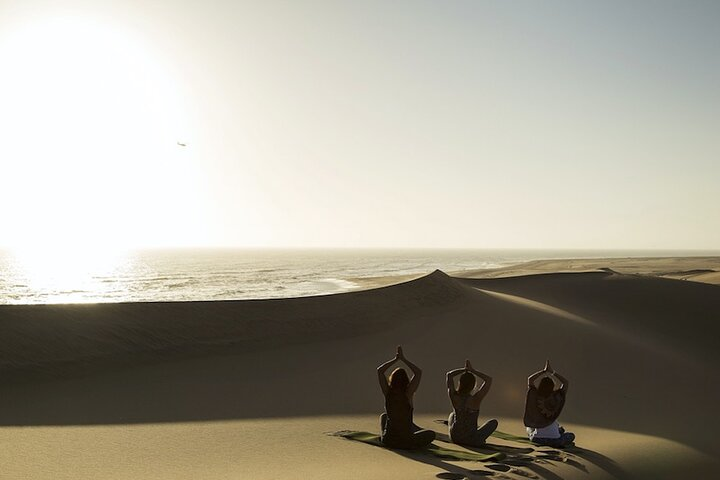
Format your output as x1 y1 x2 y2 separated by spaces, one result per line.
338 427 630 480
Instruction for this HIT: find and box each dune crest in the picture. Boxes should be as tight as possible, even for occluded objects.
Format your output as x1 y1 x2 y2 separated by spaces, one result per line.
0 269 471 381
475 288 597 326
1 259 719 478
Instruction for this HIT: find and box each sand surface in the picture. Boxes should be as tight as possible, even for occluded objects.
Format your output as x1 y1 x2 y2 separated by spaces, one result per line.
1 415 716 480
1 256 719 479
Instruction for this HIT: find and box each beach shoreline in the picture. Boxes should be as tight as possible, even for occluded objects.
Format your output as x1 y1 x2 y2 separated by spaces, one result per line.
1 256 719 478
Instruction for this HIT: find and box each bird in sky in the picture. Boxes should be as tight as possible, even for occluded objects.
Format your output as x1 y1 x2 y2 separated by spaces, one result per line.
177 141 187 147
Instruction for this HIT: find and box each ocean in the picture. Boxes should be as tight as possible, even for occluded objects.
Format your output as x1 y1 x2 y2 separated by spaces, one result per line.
0 248 714 305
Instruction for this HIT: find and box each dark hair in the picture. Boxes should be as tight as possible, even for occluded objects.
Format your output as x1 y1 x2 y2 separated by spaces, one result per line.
457 371 476 394
389 368 409 391
538 376 555 396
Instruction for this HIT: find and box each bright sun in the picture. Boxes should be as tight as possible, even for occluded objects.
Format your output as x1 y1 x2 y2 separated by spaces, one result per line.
0 14 207 253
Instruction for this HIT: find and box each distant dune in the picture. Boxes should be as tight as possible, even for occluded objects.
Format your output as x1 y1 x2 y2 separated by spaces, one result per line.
1 257 719 479
457 256 720 285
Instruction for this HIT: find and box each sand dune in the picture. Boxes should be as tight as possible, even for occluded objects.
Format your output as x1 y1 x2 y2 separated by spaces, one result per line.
1 258 719 479
1 415 716 480
459 256 720 285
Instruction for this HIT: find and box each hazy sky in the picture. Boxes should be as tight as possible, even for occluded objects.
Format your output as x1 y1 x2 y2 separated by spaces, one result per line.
1 1 718 250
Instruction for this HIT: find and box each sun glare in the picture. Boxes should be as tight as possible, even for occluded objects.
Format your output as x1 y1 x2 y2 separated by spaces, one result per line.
6 245 130 304
0 15 206 252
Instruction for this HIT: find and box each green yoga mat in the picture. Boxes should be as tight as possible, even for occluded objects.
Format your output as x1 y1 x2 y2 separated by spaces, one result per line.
434 419 535 446
430 420 534 453
490 430 535 445
330 430 506 462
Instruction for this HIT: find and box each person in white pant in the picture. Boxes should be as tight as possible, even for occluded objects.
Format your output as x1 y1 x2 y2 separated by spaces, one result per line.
523 360 575 447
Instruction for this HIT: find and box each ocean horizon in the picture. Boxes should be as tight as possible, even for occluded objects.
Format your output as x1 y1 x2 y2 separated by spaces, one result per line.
1 247 718 305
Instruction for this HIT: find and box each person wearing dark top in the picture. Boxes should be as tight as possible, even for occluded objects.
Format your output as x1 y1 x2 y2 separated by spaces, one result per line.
377 346 436 449
446 359 498 446
524 360 575 447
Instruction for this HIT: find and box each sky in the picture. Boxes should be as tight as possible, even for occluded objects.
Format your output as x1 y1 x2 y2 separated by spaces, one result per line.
1 0 718 250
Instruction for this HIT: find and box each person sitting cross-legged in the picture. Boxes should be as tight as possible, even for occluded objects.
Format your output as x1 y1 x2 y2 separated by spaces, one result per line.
377 346 436 449
524 360 575 448
446 359 498 446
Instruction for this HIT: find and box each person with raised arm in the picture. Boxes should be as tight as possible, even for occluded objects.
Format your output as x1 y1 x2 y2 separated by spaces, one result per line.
377 346 436 449
524 360 575 447
446 359 498 446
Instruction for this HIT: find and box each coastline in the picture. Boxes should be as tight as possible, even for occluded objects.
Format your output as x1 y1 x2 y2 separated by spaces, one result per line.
1 256 719 478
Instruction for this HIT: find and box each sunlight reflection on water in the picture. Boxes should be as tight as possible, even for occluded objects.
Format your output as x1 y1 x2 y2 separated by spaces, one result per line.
1 248 712 305
4 247 132 303
0 248 517 304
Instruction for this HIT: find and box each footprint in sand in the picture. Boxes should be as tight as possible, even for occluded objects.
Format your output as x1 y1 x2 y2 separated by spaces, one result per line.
538 449 560 455
502 458 533 467
508 468 539 479
435 473 468 480
536 453 563 461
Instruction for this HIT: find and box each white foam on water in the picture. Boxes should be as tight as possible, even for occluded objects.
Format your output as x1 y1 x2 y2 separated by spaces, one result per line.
0 248 715 304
